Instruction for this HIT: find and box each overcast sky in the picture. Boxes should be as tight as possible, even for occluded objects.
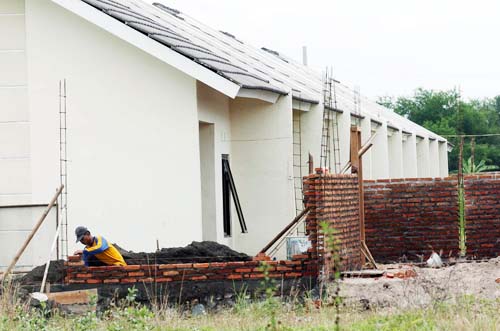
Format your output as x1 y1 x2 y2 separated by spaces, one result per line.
152 0 499 101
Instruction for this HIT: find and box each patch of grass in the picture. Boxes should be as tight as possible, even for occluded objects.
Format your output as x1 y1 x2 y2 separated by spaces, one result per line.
0 281 498 331
349 296 500 331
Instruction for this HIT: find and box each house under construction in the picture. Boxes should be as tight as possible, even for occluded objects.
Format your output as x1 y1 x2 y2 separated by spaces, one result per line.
0 0 449 270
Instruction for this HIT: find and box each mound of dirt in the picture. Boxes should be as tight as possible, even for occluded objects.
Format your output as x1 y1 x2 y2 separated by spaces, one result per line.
115 241 251 264
19 260 65 285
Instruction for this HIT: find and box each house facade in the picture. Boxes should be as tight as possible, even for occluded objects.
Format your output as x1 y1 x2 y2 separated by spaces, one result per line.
0 0 448 269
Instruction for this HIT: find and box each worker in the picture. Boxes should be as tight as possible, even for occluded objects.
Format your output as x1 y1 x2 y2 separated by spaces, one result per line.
73 226 127 267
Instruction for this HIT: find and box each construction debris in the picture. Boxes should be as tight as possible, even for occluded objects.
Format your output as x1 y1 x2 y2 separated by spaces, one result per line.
426 252 443 268
384 269 417 279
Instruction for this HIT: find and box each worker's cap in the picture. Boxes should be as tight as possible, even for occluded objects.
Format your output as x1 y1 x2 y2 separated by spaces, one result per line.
75 226 89 243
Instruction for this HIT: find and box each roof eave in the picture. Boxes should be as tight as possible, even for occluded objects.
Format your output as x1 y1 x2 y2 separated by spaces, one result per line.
51 0 241 98
237 88 281 103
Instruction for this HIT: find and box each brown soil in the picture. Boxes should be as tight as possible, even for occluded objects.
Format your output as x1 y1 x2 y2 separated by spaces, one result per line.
339 257 500 309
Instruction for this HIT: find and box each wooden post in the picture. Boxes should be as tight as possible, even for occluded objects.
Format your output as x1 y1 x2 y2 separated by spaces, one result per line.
350 127 360 173
2 185 64 281
350 127 366 266
458 136 466 257
357 129 365 245
470 137 475 173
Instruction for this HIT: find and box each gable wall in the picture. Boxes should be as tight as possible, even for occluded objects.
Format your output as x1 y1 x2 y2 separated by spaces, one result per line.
0 0 31 205
25 0 202 254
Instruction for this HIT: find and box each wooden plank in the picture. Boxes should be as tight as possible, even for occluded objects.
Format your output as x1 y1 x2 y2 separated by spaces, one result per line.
361 240 378 269
342 270 384 278
47 289 97 305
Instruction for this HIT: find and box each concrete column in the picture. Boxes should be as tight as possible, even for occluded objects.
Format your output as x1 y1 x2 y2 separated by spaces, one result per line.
429 139 440 178
371 121 389 179
388 129 404 178
402 133 418 178
337 111 351 172
417 136 430 177
439 141 449 177
300 103 323 175
360 116 373 180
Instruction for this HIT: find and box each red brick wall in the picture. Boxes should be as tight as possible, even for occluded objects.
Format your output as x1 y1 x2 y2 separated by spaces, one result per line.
364 178 458 262
303 171 362 271
65 253 313 285
364 174 500 262
464 173 500 258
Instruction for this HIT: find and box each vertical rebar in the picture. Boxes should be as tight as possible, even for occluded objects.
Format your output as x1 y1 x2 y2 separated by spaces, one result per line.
59 79 69 259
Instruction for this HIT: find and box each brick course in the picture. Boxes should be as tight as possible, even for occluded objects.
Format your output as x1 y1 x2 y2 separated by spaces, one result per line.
64 253 313 285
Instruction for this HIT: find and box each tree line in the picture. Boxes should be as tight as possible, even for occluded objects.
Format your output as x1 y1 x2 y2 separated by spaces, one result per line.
378 88 500 172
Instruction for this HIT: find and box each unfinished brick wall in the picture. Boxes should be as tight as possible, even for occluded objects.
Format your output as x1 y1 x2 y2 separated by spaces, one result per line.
364 178 458 262
64 171 366 286
303 171 362 271
364 174 500 262
65 253 313 285
464 173 500 258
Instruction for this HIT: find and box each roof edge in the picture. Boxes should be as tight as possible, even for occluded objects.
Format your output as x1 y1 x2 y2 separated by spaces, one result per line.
237 88 280 103
51 0 241 98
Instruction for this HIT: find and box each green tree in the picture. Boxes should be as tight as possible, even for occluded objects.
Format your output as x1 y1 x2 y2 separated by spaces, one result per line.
378 89 500 172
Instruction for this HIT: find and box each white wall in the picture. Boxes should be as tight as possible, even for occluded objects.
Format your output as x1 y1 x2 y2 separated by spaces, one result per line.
370 121 390 179
299 103 322 175
439 141 449 177
337 111 351 172
0 0 31 205
229 95 295 255
429 139 440 177
388 129 403 178
360 116 373 179
196 82 233 247
0 205 57 271
26 0 202 254
199 122 216 242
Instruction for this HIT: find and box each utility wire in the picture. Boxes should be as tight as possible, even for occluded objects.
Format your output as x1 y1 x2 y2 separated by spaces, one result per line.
442 133 500 138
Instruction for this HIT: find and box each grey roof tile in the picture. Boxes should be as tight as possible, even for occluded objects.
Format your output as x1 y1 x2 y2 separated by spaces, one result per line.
81 0 288 95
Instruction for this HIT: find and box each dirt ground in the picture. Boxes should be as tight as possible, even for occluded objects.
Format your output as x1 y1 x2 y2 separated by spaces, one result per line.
340 257 500 310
